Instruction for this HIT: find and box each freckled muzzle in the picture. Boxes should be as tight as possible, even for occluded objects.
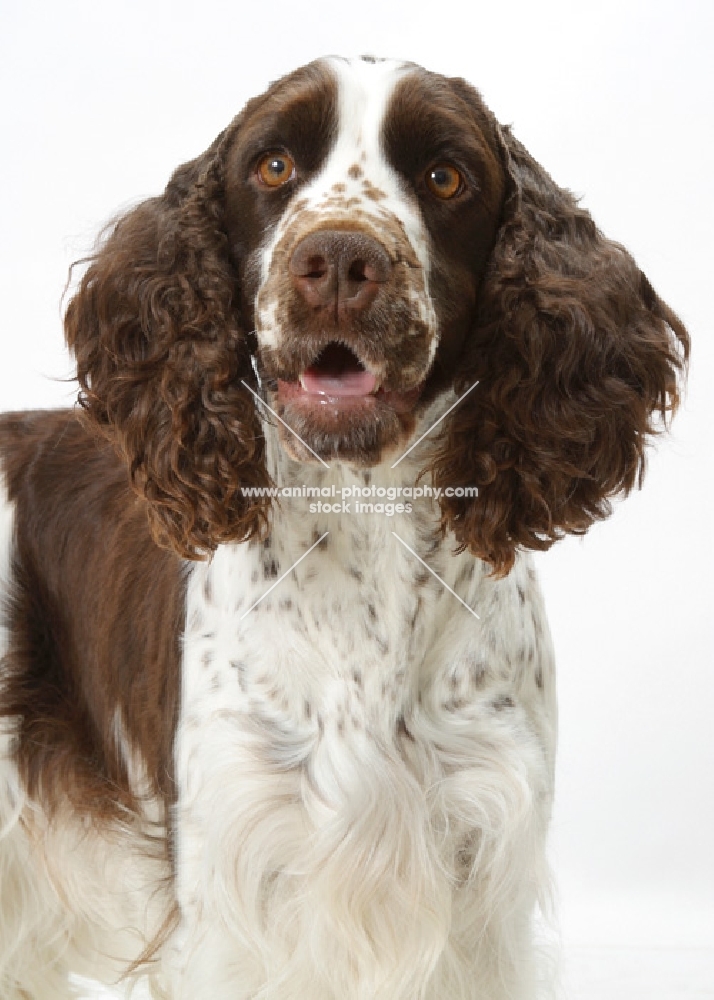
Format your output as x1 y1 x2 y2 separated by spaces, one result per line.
254 215 439 464
257 211 436 374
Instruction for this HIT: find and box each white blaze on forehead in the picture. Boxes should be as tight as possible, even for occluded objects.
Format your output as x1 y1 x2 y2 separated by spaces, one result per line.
322 57 408 181
311 57 428 262
255 55 438 365
262 56 429 270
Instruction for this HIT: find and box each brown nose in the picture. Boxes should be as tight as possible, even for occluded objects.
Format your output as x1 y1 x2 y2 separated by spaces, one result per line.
289 230 391 316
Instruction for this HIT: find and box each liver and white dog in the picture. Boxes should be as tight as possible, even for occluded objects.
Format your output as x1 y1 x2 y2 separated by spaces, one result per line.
0 56 688 999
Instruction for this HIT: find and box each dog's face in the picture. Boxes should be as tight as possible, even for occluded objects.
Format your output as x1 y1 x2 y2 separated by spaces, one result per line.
222 57 506 464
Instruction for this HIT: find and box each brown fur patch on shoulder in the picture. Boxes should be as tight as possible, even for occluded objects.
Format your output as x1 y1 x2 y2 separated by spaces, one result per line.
0 409 186 824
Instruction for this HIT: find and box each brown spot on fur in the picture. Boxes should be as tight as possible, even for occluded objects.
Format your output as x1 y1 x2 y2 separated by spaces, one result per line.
263 558 279 578
312 529 329 549
396 715 414 741
362 180 387 201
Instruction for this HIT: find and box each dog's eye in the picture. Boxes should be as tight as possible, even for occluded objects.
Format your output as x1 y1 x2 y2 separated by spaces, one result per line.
257 152 296 188
425 164 463 200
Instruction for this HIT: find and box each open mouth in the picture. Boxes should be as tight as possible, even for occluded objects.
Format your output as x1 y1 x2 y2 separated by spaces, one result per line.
300 342 378 397
277 342 423 413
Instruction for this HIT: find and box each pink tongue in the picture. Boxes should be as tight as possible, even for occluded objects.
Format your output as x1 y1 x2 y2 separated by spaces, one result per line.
301 367 377 397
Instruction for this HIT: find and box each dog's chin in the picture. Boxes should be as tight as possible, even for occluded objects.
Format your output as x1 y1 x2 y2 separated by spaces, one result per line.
270 379 424 465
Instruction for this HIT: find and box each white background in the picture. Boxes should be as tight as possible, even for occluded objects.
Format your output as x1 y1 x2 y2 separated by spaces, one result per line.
1 1 712 996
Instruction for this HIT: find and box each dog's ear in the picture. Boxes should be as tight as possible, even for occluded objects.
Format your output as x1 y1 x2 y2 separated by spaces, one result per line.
65 128 272 559
433 124 689 575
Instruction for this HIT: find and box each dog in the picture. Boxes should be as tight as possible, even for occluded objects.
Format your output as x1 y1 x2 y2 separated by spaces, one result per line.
0 55 688 998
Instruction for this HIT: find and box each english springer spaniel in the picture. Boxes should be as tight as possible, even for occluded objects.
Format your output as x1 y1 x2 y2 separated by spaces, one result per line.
0 56 688 999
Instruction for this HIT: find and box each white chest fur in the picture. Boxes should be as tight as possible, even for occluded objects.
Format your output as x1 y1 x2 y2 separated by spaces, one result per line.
172 459 556 1000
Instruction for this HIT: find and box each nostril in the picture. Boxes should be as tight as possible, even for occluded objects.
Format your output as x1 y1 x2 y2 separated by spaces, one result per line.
347 259 366 283
303 255 328 280
290 242 336 307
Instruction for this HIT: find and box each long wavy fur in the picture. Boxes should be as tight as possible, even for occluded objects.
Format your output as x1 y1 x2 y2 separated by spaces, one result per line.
433 126 690 575
64 127 272 560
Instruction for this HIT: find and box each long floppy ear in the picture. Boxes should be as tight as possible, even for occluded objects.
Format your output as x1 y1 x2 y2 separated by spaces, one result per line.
64 128 271 559
433 126 690 575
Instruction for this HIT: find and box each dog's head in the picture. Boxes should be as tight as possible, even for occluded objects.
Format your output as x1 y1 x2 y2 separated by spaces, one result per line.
225 58 506 466
65 56 688 572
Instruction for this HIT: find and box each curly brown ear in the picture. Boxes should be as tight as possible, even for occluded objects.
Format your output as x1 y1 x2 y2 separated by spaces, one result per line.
64 133 271 559
433 126 690 575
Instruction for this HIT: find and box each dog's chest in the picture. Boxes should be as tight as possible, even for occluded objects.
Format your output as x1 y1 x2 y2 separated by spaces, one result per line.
176 498 549 795
181 510 455 745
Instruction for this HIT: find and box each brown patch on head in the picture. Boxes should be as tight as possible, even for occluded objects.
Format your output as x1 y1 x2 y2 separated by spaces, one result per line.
348 164 363 179
221 58 340 322
382 66 506 405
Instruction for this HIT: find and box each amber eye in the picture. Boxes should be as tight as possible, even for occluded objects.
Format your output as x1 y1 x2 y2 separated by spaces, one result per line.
257 152 296 188
425 164 463 200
